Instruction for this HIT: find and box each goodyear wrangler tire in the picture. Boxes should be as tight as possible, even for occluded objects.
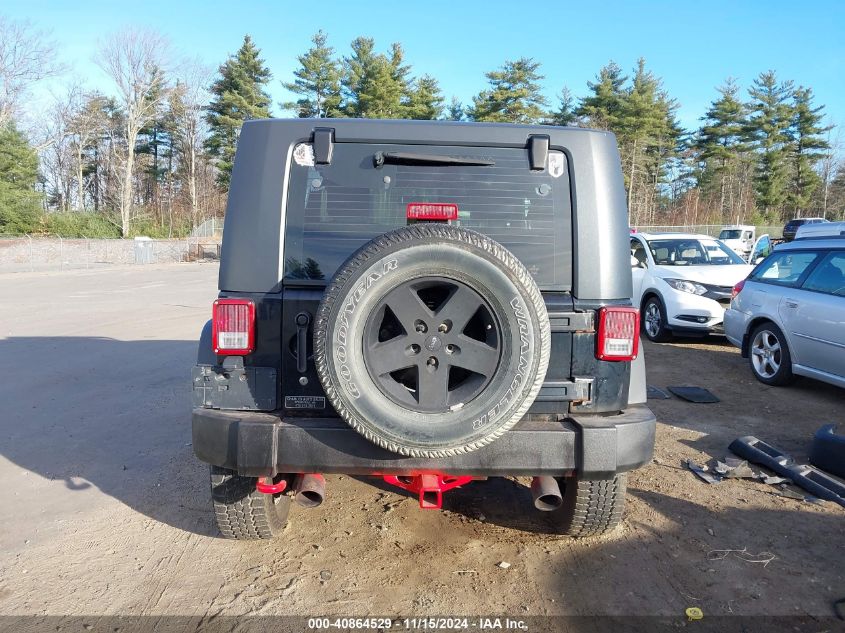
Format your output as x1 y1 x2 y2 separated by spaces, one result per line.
314 225 550 458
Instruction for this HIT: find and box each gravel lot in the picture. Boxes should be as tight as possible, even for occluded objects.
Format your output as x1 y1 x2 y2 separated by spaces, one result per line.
1 264 842 627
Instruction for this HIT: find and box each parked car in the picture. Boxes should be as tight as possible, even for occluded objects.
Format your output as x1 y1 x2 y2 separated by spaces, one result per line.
795 220 845 240
719 224 756 260
630 233 753 341
783 217 828 241
192 118 656 540
725 224 845 388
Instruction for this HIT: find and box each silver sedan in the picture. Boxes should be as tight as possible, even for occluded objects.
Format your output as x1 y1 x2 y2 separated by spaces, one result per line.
724 233 845 389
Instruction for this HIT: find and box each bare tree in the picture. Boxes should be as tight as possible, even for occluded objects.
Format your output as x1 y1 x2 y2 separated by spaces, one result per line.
66 87 110 210
0 15 59 128
36 91 76 212
96 29 170 236
169 60 211 228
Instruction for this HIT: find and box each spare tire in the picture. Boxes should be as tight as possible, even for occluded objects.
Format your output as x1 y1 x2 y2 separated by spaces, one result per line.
314 224 550 457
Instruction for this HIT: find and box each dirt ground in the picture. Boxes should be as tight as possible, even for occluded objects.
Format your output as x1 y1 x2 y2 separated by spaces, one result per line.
1 264 843 627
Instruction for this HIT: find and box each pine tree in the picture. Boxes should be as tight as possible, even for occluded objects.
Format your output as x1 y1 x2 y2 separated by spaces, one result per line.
446 96 464 121
405 75 444 120
468 58 548 123
787 86 831 212
746 71 794 214
282 31 342 118
548 87 577 126
695 79 752 217
0 123 41 233
614 59 681 224
575 62 627 130
342 38 409 119
205 35 272 189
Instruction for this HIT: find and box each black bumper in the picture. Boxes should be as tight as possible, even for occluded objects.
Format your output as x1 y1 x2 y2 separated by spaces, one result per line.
192 405 656 480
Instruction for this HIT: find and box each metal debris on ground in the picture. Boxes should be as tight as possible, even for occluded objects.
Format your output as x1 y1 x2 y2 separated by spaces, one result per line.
762 476 789 485
707 547 776 567
714 458 758 479
685 460 722 484
497 561 511 569
667 386 720 403
647 385 671 400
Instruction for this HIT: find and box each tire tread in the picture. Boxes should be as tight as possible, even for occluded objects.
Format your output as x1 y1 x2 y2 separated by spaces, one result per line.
209 466 289 540
554 474 627 537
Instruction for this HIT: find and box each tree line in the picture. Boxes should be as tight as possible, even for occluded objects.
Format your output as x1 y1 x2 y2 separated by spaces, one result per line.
1 18 843 238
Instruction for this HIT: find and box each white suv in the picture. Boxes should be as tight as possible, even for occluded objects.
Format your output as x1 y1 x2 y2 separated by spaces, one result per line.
630 233 753 341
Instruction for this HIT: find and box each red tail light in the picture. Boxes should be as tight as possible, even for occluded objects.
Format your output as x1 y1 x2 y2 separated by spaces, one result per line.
596 307 640 361
731 279 746 299
212 299 255 355
406 202 458 221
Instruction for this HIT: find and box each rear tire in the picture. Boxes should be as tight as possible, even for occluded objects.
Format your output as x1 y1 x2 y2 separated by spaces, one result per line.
748 322 794 386
210 466 291 540
551 474 627 537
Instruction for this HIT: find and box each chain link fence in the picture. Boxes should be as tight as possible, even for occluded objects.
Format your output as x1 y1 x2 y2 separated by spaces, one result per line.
0 235 222 273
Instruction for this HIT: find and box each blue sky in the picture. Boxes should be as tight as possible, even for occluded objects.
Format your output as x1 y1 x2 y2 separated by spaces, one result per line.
6 0 845 132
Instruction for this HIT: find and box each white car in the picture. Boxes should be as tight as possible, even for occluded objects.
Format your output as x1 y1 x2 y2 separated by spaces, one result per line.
630 233 754 341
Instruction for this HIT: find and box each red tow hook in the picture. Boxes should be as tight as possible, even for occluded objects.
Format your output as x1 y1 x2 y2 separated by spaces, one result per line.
382 474 474 509
255 477 287 494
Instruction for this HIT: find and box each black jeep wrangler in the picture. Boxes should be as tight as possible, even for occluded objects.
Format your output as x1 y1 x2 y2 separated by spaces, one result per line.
192 119 655 540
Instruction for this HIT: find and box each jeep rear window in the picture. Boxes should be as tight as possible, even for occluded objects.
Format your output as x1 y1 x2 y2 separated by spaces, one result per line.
282 143 572 290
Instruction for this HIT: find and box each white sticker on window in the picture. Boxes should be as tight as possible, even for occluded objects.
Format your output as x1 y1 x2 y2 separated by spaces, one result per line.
548 151 564 178
293 143 315 167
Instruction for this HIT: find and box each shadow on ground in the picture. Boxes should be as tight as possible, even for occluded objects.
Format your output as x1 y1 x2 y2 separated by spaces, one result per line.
0 336 216 537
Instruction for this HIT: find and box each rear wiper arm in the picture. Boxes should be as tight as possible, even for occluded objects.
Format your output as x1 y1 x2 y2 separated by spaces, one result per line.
373 151 495 168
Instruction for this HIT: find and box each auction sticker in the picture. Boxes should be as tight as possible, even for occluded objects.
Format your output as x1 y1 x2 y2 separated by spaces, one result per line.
285 395 326 410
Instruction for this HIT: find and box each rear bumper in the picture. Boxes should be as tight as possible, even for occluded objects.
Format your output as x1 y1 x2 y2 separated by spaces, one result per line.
192 404 656 480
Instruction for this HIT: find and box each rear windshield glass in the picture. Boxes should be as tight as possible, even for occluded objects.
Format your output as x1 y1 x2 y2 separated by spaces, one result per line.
282 143 572 289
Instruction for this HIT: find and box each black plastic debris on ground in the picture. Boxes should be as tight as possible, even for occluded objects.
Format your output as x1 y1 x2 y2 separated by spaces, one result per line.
729 435 845 508
810 424 845 479
647 385 671 400
668 386 719 403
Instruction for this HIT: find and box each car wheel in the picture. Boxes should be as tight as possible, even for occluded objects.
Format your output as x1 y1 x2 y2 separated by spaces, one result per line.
748 322 794 386
314 224 551 458
642 296 671 342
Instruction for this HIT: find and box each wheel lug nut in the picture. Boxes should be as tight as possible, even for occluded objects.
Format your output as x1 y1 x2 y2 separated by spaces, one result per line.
414 320 428 334
438 320 451 333
445 344 454 354
427 356 438 368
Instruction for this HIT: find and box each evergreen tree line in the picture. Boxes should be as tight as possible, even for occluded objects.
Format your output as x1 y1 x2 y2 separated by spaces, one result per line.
1 19 843 237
